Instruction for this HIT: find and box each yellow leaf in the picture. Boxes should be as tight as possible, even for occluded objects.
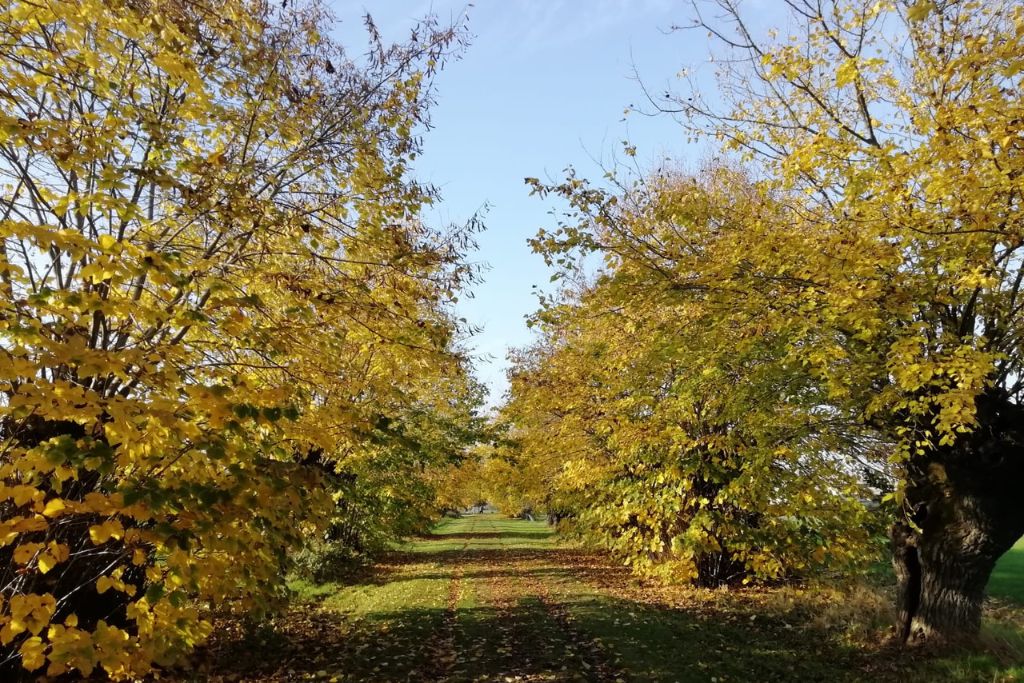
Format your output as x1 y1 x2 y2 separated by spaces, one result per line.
11 516 48 534
37 542 70 574
836 59 858 88
37 552 57 574
10 486 38 507
41 498 65 518
907 0 934 22
19 636 47 671
13 542 42 565
88 519 124 545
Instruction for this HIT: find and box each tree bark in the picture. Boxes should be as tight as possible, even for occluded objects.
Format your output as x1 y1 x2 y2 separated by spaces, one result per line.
892 389 1024 643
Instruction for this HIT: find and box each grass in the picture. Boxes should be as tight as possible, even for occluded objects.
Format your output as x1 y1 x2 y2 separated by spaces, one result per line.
991 538 1024 603
197 515 1024 682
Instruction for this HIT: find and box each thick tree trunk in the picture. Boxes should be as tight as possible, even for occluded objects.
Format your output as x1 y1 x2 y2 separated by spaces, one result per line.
892 519 922 642
892 389 1024 644
892 516 1005 642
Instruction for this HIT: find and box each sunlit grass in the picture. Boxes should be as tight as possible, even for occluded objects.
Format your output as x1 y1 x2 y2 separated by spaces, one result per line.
265 515 1024 682
990 539 1024 604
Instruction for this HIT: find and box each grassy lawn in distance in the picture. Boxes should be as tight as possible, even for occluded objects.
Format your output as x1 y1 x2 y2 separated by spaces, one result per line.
991 538 1024 603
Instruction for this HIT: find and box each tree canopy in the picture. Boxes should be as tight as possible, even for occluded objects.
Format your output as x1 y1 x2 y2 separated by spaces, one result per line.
511 0 1024 642
0 0 481 676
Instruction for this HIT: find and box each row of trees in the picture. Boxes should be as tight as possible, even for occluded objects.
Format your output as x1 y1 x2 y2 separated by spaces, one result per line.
503 0 1024 645
0 0 481 677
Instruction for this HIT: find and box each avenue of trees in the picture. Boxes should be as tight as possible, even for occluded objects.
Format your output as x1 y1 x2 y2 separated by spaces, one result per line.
0 0 1022 678
504 0 1024 646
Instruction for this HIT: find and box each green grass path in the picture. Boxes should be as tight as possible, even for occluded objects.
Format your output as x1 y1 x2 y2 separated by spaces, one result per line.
196 516 1024 682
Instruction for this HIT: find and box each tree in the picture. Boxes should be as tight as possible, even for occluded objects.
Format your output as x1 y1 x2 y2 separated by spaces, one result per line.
509 168 876 585
350 374 487 537
0 0 475 676
297 374 487 580
534 0 1024 643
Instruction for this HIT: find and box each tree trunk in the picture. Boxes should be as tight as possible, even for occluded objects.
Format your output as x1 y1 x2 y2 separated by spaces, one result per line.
892 389 1024 644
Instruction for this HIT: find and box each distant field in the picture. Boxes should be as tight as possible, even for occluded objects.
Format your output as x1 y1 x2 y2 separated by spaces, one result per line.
991 538 1024 603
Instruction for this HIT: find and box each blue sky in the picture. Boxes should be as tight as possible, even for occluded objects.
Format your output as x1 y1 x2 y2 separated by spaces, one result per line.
329 2 730 406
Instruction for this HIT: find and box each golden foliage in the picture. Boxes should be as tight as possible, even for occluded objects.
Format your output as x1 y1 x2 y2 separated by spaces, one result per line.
0 0 476 676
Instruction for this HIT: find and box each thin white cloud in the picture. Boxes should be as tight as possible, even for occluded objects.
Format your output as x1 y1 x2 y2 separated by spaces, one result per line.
331 1 679 57
474 0 677 54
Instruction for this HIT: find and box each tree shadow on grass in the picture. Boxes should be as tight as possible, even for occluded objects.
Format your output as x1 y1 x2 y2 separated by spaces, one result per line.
189 533 1024 682
563 594 892 682
191 594 928 682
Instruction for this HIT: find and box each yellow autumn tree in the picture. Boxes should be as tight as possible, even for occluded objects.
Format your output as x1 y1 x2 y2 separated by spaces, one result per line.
0 0 475 677
515 167 877 585
531 0 1024 643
